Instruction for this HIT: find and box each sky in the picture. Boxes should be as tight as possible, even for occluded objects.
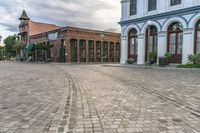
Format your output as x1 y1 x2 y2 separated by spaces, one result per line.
0 0 121 40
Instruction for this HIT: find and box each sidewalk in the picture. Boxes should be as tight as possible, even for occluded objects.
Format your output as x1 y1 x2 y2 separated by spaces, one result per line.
101 63 200 71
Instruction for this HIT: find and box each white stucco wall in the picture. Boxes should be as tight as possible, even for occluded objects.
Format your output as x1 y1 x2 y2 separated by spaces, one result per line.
120 0 200 64
121 0 200 21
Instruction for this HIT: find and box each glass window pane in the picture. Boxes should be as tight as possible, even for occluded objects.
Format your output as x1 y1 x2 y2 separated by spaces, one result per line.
149 36 153 52
130 38 135 55
154 35 158 53
171 0 181 6
148 0 156 11
197 31 200 54
134 38 138 55
130 0 137 15
169 33 176 54
177 32 183 54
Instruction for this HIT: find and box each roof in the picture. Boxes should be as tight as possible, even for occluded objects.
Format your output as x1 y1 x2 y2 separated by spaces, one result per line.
19 10 30 20
28 21 62 36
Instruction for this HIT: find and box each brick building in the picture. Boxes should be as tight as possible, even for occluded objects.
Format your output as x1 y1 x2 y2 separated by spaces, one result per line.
18 10 121 63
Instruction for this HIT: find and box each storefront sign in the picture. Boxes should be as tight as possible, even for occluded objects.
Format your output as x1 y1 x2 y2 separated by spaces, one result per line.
48 32 58 41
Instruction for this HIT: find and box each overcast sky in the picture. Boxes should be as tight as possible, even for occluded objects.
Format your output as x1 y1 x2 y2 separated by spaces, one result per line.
0 0 121 40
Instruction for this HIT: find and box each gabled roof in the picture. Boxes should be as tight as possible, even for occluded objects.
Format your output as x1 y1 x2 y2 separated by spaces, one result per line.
19 10 30 20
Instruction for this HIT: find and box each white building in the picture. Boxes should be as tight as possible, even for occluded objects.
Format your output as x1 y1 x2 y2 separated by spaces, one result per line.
120 0 200 64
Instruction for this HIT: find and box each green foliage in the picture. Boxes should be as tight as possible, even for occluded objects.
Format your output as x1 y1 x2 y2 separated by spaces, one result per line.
34 43 51 50
177 64 200 68
187 54 200 64
149 52 156 61
13 40 26 55
127 58 134 64
177 54 200 68
4 35 17 58
165 52 172 60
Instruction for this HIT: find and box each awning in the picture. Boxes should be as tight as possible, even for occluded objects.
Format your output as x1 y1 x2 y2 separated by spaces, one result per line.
26 44 34 52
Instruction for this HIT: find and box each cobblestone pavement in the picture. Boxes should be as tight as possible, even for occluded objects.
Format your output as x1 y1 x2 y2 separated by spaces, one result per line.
0 62 200 133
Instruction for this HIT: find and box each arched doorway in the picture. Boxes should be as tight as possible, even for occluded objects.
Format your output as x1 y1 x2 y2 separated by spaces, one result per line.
194 19 200 55
59 39 65 63
88 40 94 62
145 26 158 62
116 42 120 62
103 41 108 62
96 41 101 62
167 22 183 63
70 39 77 62
109 42 115 62
79 39 86 62
128 28 138 62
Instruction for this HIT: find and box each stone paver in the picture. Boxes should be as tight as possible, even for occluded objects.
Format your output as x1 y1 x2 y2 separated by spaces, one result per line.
0 62 200 133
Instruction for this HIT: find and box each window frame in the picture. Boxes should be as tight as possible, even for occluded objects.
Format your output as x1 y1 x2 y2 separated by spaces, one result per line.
170 0 181 6
130 0 137 15
148 0 157 11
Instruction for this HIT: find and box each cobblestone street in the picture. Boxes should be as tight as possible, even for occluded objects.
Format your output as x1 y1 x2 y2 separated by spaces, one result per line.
0 62 200 133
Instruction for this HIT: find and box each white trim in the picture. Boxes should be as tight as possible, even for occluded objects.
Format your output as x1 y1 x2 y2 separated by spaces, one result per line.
162 17 187 31
123 24 140 37
188 12 200 28
141 21 161 33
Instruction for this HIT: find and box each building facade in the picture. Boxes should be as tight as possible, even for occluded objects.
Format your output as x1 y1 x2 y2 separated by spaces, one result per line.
120 0 200 64
29 27 121 63
18 10 121 63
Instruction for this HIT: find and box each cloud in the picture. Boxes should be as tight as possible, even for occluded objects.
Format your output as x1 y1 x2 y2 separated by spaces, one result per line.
0 0 121 35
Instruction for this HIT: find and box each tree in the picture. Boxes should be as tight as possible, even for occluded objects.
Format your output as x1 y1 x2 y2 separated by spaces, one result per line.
4 35 17 58
13 40 26 60
0 46 4 60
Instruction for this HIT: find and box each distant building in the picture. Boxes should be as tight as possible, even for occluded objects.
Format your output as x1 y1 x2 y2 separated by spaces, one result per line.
18 10 120 63
120 0 200 64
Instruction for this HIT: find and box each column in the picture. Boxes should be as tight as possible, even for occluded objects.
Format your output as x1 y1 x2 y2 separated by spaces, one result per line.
120 36 128 64
182 28 193 64
137 34 145 64
157 31 167 64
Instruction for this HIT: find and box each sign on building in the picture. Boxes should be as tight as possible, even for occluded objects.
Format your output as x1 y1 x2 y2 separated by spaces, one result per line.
48 32 58 41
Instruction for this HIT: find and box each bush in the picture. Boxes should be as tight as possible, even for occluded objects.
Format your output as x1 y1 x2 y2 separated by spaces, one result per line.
177 64 200 68
165 52 172 60
149 52 156 64
127 58 134 64
188 54 200 64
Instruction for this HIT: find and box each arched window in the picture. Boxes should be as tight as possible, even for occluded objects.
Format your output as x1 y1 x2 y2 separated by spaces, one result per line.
128 28 138 62
96 41 101 62
116 42 120 62
79 39 86 62
167 22 183 63
103 41 108 62
88 40 94 62
70 39 77 62
109 42 115 62
194 20 200 55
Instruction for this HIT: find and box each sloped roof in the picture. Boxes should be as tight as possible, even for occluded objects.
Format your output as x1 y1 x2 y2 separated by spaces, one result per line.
28 21 62 36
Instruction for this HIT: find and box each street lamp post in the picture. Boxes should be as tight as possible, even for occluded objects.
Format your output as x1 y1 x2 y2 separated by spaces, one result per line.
147 20 153 64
